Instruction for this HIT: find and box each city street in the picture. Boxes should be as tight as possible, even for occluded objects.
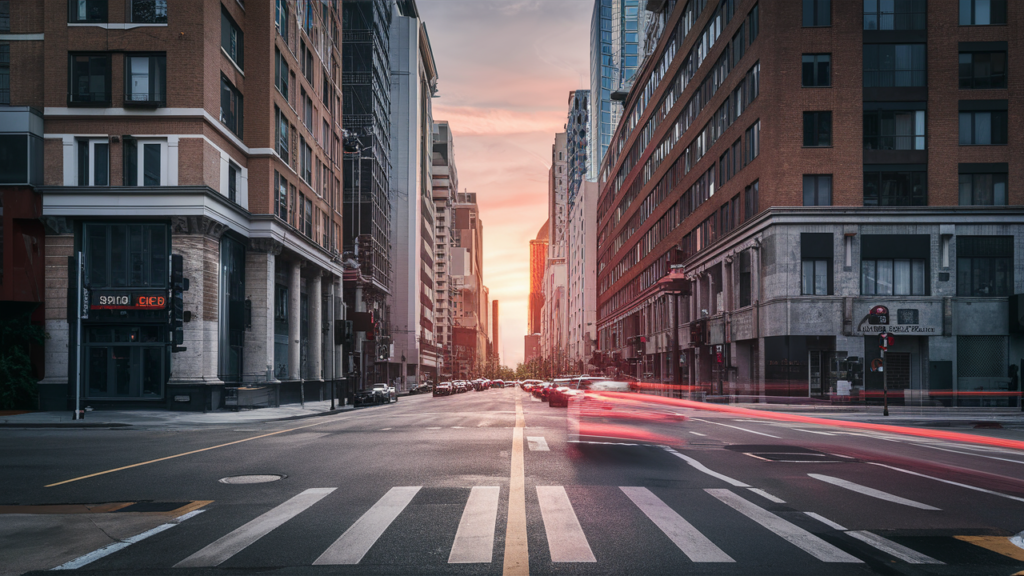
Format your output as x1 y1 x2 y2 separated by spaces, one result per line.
4 387 1024 575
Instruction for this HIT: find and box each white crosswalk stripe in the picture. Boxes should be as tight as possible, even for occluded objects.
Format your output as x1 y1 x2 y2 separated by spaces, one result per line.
448 486 500 564
536 486 597 562
175 488 334 568
313 486 421 565
808 474 940 510
527 436 550 451
620 487 733 562
102 483 950 570
706 489 862 563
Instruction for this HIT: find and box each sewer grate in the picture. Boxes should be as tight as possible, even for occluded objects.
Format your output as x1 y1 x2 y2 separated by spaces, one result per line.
219 474 286 484
114 502 191 513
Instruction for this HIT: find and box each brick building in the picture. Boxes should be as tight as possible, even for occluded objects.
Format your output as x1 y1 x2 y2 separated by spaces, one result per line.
596 0 1023 405
4 0 345 410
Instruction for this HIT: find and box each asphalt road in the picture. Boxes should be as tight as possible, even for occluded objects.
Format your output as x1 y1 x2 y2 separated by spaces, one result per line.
4 387 1024 575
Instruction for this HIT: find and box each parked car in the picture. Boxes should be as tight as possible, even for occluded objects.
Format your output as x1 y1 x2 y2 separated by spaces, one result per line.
409 383 433 395
355 388 385 406
433 382 452 396
372 383 396 403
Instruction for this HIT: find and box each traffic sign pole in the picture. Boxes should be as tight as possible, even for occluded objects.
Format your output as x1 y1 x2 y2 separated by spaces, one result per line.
882 348 888 417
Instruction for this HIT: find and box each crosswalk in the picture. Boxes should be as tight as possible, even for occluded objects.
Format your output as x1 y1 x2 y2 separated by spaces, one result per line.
73 482 957 571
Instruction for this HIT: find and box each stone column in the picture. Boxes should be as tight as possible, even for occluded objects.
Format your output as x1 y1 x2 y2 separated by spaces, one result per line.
310 273 323 382
244 239 281 383
288 260 301 381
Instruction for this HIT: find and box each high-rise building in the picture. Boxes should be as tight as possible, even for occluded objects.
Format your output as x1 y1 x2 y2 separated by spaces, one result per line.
566 91 597 373
452 191 485 377
528 220 549 336
595 0 1023 404
431 121 458 378
343 0 392 390
566 90 592 207
11 0 345 411
389 0 438 389
492 299 500 364
590 0 651 174
542 133 568 369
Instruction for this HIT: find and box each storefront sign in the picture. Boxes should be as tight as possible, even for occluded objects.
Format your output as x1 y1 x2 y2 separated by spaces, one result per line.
91 292 167 310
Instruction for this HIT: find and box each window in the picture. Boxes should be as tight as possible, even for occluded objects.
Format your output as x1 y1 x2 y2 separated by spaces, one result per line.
959 52 1007 89
0 1 8 32
802 260 829 295
801 233 833 295
802 0 830 26
275 170 289 222
744 120 760 164
803 112 831 147
275 105 289 158
862 259 926 295
863 168 927 206
84 223 168 289
803 175 832 206
863 108 925 150
220 76 243 137
130 0 166 23
69 54 111 105
864 0 926 30
863 44 926 87
959 109 1008 145
739 250 751 307
122 138 164 186
802 54 830 87
0 44 8 104
959 0 1007 25
731 26 745 68
747 4 759 43
301 42 313 84
276 0 289 42
957 236 1012 297
300 138 311 183
304 196 313 238
275 49 290 99
744 180 759 220
77 138 108 186
221 8 243 69
302 89 312 131
124 54 165 105
959 171 1008 206
228 163 238 203
69 0 107 23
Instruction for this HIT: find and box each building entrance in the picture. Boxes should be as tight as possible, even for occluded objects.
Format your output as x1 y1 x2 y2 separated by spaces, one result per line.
85 326 166 398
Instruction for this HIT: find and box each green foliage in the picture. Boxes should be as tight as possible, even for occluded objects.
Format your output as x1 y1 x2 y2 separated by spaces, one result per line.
0 314 46 410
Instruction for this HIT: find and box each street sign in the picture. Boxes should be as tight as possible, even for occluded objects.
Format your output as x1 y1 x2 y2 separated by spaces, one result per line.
868 305 889 325
870 357 884 372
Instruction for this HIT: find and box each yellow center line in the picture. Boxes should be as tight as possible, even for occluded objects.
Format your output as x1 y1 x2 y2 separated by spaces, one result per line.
955 535 1024 562
45 416 342 488
503 390 529 576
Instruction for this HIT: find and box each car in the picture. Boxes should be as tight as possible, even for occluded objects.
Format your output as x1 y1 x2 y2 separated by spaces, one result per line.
549 376 610 408
354 388 385 406
492 379 505 388
409 383 433 395
433 382 452 396
372 383 396 403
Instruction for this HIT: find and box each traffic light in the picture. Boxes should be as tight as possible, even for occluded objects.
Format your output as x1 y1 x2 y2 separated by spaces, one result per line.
879 331 894 351
170 254 188 353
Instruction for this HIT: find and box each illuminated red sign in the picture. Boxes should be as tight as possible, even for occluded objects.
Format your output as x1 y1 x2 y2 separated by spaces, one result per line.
91 293 166 310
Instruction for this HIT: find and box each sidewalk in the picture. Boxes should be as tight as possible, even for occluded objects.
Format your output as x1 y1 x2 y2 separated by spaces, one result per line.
0 400 356 429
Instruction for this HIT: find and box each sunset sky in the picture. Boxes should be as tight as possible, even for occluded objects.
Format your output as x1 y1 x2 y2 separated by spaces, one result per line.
417 0 593 367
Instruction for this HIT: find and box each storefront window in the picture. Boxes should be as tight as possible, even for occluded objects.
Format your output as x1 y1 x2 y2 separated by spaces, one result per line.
219 236 246 383
85 326 165 398
84 223 168 288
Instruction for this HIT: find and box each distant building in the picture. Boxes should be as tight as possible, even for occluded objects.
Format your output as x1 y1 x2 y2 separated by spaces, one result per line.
542 133 568 370
452 192 486 377
528 221 549 336
524 333 542 365
492 300 500 364
431 121 458 378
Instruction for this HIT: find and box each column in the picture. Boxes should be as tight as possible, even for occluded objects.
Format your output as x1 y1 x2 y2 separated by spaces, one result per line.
310 273 323 382
288 260 301 381
335 276 344 384
244 249 277 382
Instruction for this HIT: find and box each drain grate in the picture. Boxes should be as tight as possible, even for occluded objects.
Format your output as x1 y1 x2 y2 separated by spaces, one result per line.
219 474 286 484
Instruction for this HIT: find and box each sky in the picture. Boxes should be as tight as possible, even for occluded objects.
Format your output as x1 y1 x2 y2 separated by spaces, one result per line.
416 0 592 367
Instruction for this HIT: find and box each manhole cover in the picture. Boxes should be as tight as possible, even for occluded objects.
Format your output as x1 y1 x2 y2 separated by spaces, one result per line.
219 474 286 484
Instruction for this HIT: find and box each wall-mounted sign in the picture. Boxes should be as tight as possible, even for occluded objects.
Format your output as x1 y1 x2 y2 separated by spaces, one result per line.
91 292 167 310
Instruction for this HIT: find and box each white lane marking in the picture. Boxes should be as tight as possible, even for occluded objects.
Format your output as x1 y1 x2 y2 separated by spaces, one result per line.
793 428 835 436
527 437 550 451
663 447 749 487
747 488 785 503
808 474 940 511
691 418 781 438
55 510 205 570
380 428 392 431
313 486 421 565
804 512 847 531
426 427 442 430
536 486 596 562
846 530 943 564
176 489 333 568
452 426 465 429
689 431 707 437
705 489 861 563
620 487 733 562
903 441 1024 465
448 486 500 564
867 462 1024 504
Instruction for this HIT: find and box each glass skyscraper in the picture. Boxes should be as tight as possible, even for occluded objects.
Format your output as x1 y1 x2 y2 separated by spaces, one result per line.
589 0 649 176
